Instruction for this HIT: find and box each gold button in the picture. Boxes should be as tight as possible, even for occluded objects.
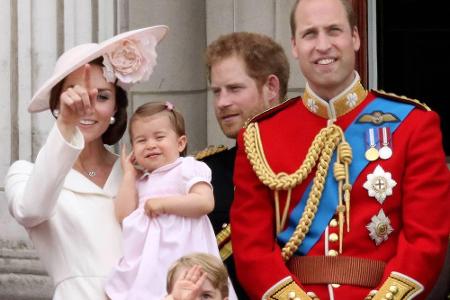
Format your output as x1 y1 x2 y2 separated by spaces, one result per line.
288 291 296 299
329 218 338 227
329 233 339 242
331 283 341 288
328 249 338 256
385 292 393 300
389 285 398 294
306 291 317 298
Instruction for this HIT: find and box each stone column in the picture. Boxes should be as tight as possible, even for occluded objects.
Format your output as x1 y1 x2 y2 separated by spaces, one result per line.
127 0 208 153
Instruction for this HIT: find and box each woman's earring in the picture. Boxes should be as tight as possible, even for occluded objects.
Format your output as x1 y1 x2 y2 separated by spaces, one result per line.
53 109 60 118
110 116 116 125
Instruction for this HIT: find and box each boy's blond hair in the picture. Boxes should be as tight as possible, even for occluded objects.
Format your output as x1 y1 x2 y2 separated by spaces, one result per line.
166 253 229 298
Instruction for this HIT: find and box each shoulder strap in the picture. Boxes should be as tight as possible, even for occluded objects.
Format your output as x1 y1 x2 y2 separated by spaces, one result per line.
194 145 228 160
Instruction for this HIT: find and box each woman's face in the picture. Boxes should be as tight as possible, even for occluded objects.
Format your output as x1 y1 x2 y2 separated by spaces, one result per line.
61 64 117 143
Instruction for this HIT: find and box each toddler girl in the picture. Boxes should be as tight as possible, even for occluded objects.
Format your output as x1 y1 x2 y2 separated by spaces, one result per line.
105 102 228 299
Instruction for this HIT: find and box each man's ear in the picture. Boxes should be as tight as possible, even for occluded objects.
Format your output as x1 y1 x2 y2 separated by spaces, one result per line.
263 74 281 107
177 135 187 153
352 26 361 52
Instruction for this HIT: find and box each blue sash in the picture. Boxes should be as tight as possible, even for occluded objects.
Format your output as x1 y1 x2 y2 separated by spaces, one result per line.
277 97 414 255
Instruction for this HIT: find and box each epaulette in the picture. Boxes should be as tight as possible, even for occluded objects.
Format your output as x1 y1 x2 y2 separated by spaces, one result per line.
244 97 299 128
216 224 232 261
371 89 431 111
194 145 228 160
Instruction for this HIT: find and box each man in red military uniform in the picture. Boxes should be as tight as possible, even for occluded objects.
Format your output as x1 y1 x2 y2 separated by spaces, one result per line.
230 0 450 299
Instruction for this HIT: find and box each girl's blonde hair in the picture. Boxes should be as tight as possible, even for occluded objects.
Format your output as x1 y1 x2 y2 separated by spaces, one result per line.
129 101 187 156
166 253 229 298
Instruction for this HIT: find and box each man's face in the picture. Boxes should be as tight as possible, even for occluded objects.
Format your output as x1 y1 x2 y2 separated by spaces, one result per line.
210 55 271 139
291 0 360 99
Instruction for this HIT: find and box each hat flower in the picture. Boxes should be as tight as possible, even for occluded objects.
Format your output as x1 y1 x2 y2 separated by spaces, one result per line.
102 36 157 90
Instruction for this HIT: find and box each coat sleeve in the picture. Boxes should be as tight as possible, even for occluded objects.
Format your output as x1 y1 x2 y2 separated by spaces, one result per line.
231 129 312 300
373 110 450 300
5 124 84 228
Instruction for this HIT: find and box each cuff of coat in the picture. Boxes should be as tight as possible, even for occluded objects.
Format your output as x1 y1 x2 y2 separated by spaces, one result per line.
262 276 313 300
372 272 423 300
54 123 84 150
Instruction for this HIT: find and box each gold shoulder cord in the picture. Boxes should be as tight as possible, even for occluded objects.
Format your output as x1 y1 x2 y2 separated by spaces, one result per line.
243 122 352 261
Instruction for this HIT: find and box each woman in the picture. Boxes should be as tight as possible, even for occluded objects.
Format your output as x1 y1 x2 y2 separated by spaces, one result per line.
5 25 168 300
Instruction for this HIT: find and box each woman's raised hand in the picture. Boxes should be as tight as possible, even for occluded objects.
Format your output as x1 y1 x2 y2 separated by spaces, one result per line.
57 64 98 128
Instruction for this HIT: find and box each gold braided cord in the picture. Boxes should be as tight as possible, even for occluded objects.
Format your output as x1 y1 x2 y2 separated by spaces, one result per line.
244 123 331 190
274 190 281 233
243 122 352 261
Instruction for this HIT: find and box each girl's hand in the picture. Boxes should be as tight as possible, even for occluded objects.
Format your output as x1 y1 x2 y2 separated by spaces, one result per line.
144 198 166 218
170 265 207 300
120 144 139 178
57 64 97 128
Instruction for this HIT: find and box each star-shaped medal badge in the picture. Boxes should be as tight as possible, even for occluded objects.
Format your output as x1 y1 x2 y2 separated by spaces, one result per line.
363 165 397 204
366 209 394 245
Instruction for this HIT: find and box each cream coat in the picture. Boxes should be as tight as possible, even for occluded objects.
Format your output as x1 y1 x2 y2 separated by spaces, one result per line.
5 124 123 300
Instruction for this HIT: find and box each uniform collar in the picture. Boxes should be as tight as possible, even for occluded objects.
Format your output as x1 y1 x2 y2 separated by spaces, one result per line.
302 72 368 120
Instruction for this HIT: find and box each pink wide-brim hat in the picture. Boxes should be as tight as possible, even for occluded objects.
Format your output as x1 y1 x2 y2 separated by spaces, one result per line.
28 25 168 113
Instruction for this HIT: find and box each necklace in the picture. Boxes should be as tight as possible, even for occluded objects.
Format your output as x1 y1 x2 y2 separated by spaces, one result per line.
76 160 98 178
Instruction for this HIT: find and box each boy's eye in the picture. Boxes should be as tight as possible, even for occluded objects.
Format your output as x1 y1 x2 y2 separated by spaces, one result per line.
200 293 212 299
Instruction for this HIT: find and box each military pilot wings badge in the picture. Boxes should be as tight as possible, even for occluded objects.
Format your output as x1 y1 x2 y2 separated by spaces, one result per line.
356 110 400 126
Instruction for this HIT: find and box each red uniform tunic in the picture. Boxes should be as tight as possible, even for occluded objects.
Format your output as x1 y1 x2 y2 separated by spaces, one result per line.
231 83 450 300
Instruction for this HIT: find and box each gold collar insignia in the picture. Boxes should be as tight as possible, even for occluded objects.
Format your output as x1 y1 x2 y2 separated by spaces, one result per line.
302 73 368 120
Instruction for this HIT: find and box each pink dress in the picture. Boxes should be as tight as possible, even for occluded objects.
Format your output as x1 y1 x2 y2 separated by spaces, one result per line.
105 157 221 300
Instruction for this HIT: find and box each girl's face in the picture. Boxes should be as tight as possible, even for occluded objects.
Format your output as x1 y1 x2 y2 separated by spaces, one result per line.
61 64 117 143
131 113 186 172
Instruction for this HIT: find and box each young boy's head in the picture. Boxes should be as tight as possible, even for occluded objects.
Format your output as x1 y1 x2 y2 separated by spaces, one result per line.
166 253 229 300
129 101 187 172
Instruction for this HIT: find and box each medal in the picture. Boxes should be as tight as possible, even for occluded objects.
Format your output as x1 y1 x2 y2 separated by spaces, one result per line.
366 209 394 246
365 147 379 161
378 127 392 160
365 128 379 161
363 165 397 204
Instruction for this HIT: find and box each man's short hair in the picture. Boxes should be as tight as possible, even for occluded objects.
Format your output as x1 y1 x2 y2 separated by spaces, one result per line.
206 32 290 100
290 0 357 37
